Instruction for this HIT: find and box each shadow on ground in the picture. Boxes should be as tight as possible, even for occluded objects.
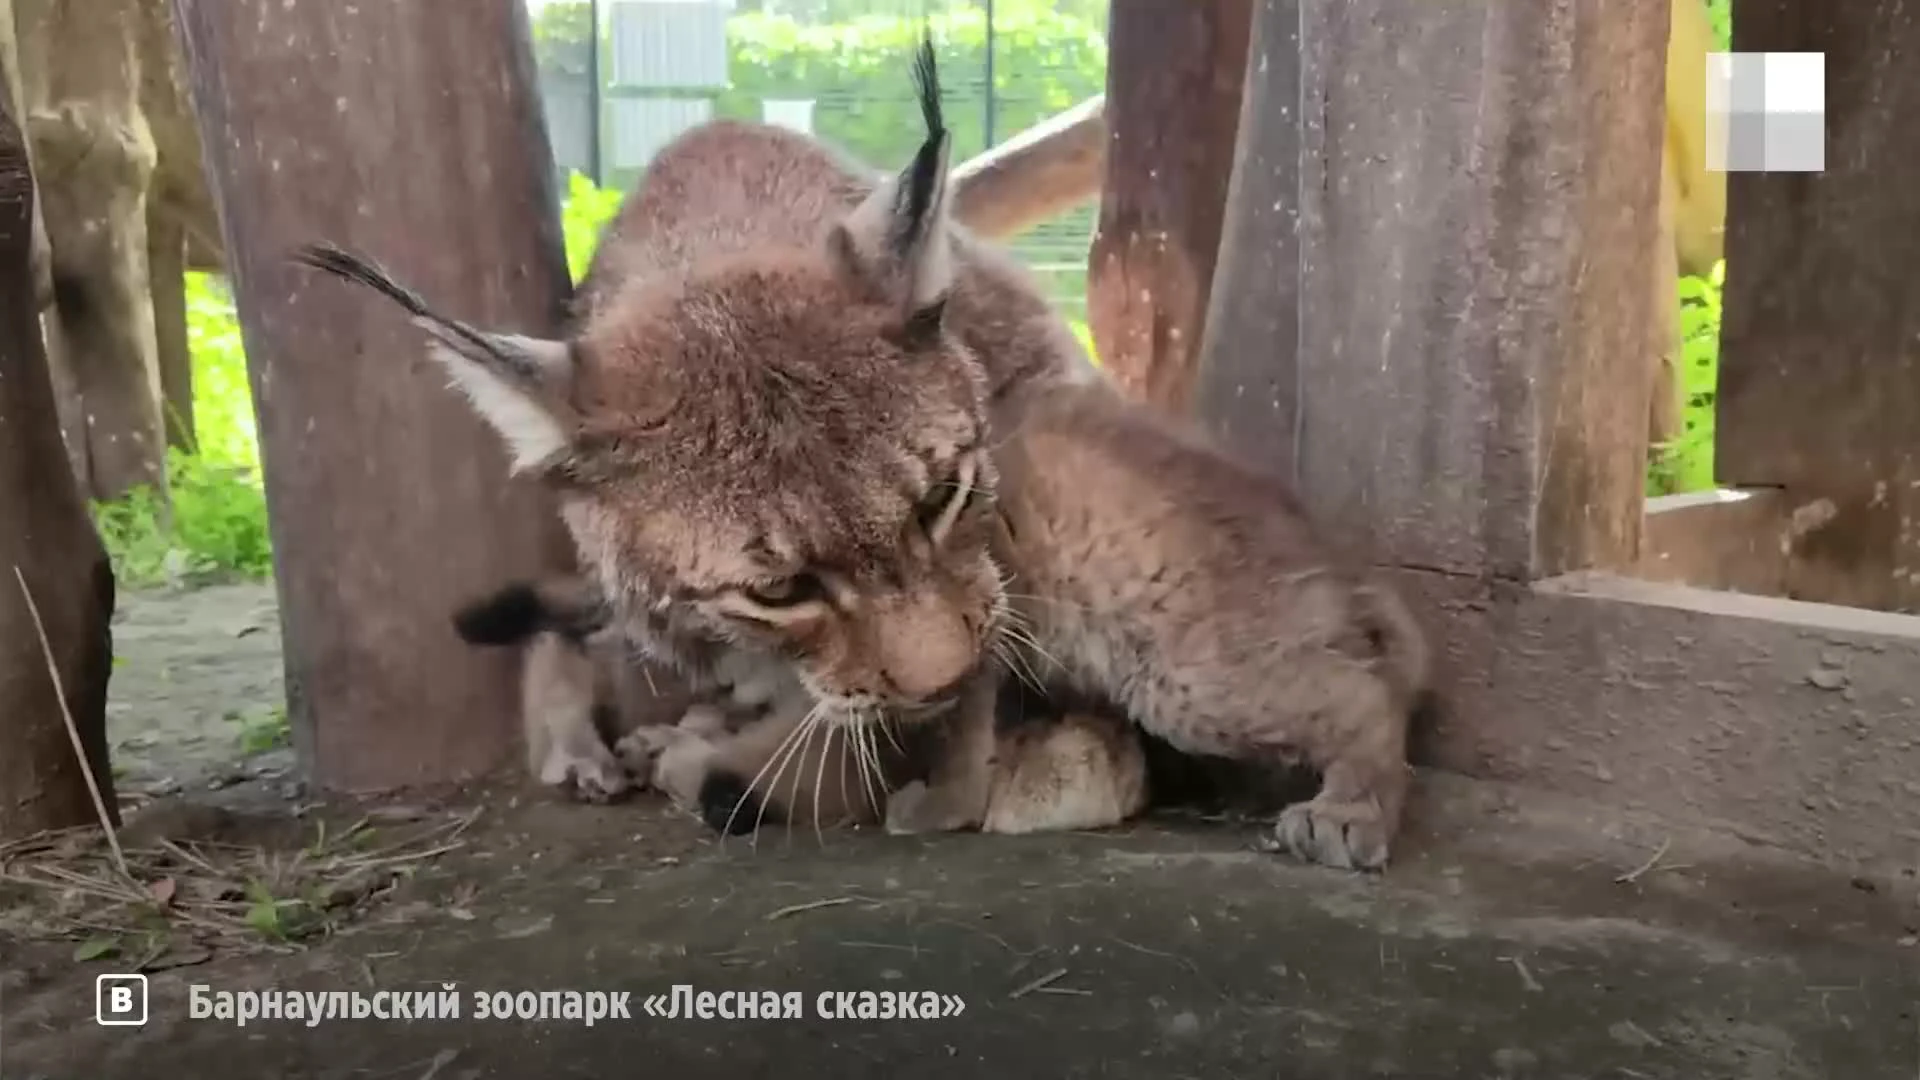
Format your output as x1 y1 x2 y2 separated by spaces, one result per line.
4 765 1915 1079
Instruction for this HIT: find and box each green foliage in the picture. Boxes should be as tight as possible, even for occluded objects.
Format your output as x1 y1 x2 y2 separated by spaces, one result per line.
541 4 1107 186
232 704 291 755
716 8 1106 164
1650 261 1724 496
1705 0 1732 49
561 170 623 280
532 0 594 76
92 275 272 586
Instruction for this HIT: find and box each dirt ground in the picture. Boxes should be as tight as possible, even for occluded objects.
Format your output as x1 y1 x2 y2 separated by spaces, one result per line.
2 582 1917 1078
99 581 294 800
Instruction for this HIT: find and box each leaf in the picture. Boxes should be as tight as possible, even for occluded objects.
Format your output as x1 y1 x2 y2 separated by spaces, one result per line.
245 898 285 939
149 877 178 907
74 935 120 962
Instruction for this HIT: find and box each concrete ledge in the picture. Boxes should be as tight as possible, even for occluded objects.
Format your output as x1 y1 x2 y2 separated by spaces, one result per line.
1403 568 1920 873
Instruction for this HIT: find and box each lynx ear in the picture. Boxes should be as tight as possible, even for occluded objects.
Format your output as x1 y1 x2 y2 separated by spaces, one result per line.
290 243 577 472
829 36 954 330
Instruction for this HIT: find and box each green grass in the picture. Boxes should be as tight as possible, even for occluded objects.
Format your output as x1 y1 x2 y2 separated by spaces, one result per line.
89 170 1725 586
1649 261 1724 496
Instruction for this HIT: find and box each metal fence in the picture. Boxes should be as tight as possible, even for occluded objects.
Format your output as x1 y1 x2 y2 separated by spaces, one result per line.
527 0 1105 326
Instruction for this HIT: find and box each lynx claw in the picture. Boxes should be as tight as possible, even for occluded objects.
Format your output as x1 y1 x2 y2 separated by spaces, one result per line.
538 742 633 804
1270 798 1390 872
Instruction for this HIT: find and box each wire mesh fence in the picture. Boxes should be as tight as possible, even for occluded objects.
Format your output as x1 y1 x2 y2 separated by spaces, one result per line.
527 0 1105 327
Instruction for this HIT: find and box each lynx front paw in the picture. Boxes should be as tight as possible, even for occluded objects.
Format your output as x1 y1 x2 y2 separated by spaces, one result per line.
612 724 683 780
1267 796 1391 871
536 741 633 804
884 781 974 835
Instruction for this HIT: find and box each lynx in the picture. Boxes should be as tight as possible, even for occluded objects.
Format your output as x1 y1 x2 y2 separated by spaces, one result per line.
293 39 1428 870
879 375 1431 870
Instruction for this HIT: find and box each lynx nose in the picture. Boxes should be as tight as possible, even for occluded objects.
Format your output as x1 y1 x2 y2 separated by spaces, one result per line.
875 601 979 704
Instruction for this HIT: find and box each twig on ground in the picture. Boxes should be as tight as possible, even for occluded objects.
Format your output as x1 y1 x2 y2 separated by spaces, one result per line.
1506 955 1543 992
1009 967 1069 999
1615 837 1674 884
14 566 128 880
0 801 477 962
765 896 864 921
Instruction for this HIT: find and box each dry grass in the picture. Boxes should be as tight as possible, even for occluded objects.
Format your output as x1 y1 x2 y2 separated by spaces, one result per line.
0 808 481 970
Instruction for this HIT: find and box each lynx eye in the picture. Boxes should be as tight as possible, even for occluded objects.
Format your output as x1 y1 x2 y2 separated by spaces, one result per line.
743 573 826 609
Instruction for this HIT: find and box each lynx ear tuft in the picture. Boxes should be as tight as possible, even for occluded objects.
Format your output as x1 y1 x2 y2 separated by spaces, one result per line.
290 242 578 472
828 33 954 332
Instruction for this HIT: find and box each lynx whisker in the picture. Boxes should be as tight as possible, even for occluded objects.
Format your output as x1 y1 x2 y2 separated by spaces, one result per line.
780 708 821 848
723 699 819 843
810 717 834 845
999 620 1065 679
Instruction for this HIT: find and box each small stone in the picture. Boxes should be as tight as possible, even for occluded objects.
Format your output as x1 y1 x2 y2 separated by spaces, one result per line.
1164 1011 1201 1038
1492 1047 1538 1074
494 913 554 939
1807 667 1848 691
1608 1020 1662 1048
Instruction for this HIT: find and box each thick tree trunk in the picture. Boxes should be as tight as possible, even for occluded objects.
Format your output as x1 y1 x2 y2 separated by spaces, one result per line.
0 61 121 841
18 0 167 502
1086 0 1253 413
173 0 577 790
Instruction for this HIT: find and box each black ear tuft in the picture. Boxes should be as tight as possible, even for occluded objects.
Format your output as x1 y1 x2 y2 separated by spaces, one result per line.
451 583 550 646
890 35 949 259
290 242 434 318
909 32 945 150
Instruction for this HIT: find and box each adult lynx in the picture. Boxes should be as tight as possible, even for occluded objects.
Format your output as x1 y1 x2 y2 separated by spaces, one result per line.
294 39 1428 869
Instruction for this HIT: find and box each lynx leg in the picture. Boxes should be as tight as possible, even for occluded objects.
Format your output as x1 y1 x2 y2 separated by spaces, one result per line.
523 633 633 803
884 671 998 835
1265 664 1410 871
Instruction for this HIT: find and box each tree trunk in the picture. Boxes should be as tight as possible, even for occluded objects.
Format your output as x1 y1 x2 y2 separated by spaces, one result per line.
0 56 121 841
1086 0 1253 413
172 0 577 791
18 0 168 502
150 210 194 451
142 0 208 453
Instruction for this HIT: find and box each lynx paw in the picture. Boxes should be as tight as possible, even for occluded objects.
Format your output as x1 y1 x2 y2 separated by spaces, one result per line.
611 725 686 783
884 781 973 835
537 740 632 804
1267 796 1390 871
